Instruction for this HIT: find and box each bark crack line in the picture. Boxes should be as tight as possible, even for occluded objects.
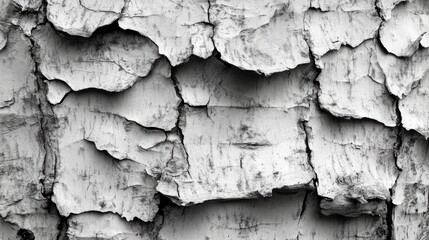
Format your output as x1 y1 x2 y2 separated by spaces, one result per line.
171 66 192 180
300 120 318 188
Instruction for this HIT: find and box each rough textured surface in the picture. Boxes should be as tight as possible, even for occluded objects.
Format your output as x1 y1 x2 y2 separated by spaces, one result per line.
33 24 160 92
380 0 429 57
305 1 382 58
67 212 152 239
159 191 387 240
0 27 59 239
46 0 124 37
119 0 214 66
2 0 429 239
392 131 429 240
209 0 310 75
399 73 429 138
316 39 397 127
156 57 317 204
308 106 399 216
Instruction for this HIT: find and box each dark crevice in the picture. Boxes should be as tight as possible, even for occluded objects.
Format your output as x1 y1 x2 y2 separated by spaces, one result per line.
386 97 404 240
300 121 318 188
56 216 69 240
17 229 35 240
299 190 310 219
386 189 394 240
27 23 65 239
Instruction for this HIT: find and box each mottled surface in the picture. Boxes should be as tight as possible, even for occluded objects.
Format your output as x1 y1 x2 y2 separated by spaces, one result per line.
1 0 429 239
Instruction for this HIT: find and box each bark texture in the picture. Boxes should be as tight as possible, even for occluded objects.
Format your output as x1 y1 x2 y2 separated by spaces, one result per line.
0 0 428 239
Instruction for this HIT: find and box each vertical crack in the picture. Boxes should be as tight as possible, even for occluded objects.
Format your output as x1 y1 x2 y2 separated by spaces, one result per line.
300 121 318 188
29 33 59 199
386 97 404 240
170 65 192 180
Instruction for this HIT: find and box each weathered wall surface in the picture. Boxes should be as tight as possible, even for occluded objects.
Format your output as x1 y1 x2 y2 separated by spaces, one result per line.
0 0 428 239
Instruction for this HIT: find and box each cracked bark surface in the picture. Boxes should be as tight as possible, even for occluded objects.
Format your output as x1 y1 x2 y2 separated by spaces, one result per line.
1 0 429 239
305 0 382 58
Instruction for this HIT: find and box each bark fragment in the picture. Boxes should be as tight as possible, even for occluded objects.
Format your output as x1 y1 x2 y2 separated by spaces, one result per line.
209 0 311 75
33 24 160 92
46 0 124 37
378 47 429 98
307 106 399 216
392 131 429 240
399 73 429 139
305 1 381 58
316 40 397 127
299 192 387 239
119 0 214 66
380 0 429 57
52 140 159 222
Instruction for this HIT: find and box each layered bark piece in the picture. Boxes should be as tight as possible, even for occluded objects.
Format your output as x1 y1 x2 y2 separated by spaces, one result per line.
299 192 387 239
399 73 429 138
159 191 387 239
0 27 59 239
392 131 429 240
48 59 180 130
305 0 382 58
380 0 429 57
316 40 397 127
209 0 310 75
33 24 160 92
52 140 159 222
46 0 125 37
67 212 152 239
307 107 399 216
119 0 214 66
157 57 317 204
378 47 429 98
159 191 307 239
50 60 182 221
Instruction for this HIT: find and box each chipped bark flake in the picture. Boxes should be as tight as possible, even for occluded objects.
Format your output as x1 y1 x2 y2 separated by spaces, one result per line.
44 80 72 105
399 69 429 139
46 0 125 37
305 1 382 58
298 192 387 239
209 0 311 75
378 46 429 98
52 140 159 222
119 0 214 66
49 58 180 130
33 24 160 92
316 39 397 127
380 0 429 57
307 106 399 216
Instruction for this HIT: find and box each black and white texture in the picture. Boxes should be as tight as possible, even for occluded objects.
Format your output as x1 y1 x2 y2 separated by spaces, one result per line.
0 0 428 239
